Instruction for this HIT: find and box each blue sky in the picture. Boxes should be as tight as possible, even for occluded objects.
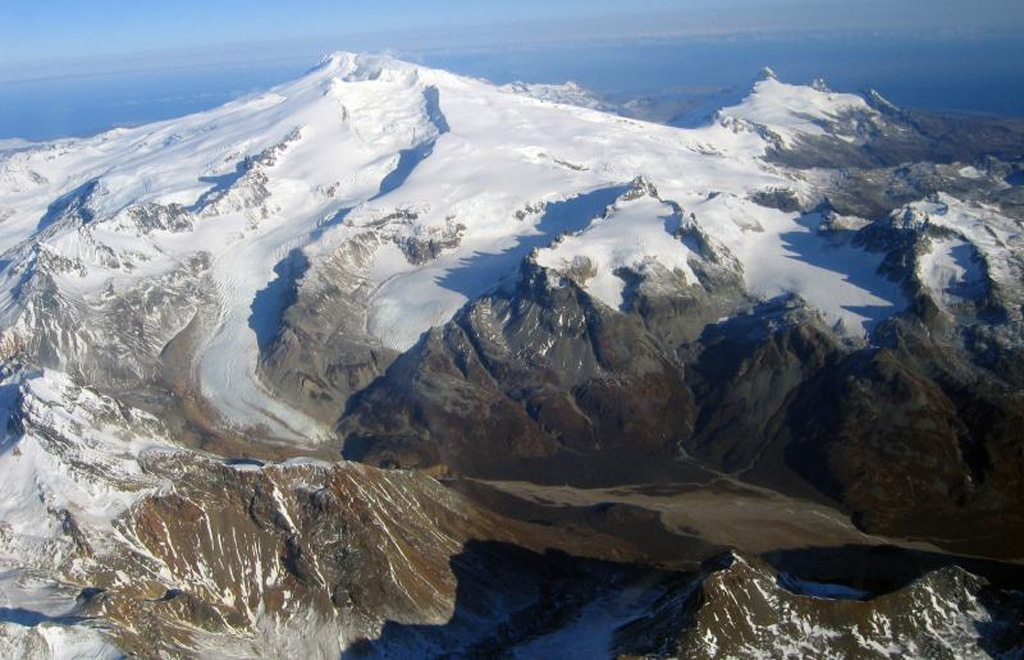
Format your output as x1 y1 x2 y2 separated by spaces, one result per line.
3 0 1023 78
0 0 682 63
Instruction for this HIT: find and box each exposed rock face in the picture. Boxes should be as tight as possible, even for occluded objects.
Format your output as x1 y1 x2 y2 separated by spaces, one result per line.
340 261 700 484
258 232 399 424
117 202 194 234
8 250 214 399
0 370 541 657
391 217 466 266
84 459 512 656
778 322 1024 557
625 552 1024 659
749 186 803 212
340 237 1024 556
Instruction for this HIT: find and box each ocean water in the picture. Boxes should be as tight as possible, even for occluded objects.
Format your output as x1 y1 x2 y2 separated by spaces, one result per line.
2 36 1023 141
0 63 304 142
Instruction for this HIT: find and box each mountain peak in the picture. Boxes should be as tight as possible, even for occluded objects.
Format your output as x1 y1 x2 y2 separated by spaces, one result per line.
810 77 831 93
311 51 417 83
758 66 779 82
312 51 360 73
863 87 902 115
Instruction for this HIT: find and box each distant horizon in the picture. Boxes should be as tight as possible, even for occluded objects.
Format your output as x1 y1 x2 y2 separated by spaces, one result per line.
3 26 1022 85
3 0 1024 81
3 30 1024 142
3 0 1024 143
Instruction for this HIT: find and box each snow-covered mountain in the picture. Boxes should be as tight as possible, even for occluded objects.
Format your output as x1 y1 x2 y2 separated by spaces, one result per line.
0 53 935 436
1 53 1022 657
